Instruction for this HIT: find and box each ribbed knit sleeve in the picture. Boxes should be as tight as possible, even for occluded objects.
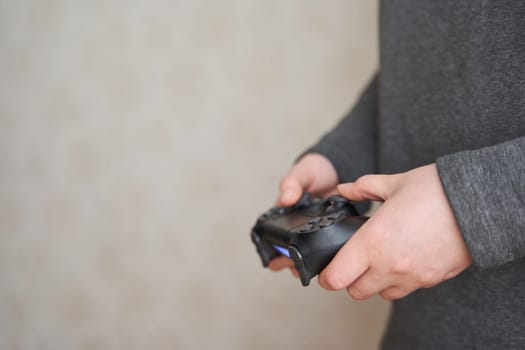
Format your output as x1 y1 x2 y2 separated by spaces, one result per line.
436 136 525 268
304 74 379 184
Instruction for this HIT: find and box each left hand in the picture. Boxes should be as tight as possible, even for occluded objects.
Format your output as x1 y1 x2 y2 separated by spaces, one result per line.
318 164 473 300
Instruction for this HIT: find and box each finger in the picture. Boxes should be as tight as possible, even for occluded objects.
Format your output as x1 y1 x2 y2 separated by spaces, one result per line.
346 269 392 300
337 174 402 202
318 234 369 291
378 285 417 301
277 170 313 206
268 256 295 271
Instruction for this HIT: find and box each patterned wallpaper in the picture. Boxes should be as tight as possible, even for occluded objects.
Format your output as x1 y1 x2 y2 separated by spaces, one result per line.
0 1 387 349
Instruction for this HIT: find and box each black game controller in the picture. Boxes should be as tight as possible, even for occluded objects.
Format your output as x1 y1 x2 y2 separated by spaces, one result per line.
251 193 367 286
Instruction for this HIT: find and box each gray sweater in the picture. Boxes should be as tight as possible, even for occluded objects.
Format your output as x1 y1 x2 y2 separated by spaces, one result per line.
306 1 525 349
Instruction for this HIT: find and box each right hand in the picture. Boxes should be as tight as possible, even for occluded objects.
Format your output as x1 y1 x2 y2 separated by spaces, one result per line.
269 153 339 276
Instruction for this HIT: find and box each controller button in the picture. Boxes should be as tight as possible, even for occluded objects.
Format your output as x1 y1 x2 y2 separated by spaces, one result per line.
297 223 315 233
308 218 322 225
327 195 350 204
319 217 334 228
328 212 345 221
276 208 288 215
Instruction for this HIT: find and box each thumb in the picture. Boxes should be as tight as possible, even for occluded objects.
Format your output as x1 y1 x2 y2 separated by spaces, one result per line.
278 170 313 206
337 174 401 202
278 177 305 206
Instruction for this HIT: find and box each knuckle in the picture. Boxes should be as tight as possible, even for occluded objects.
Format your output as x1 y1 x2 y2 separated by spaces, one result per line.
322 272 346 291
390 257 412 275
444 270 460 280
417 270 441 287
380 290 400 301
380 286 413 301
379 291 394 301
347 285 370 300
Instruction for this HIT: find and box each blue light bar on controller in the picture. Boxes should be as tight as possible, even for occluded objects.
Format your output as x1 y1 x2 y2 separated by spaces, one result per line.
272 244 290 258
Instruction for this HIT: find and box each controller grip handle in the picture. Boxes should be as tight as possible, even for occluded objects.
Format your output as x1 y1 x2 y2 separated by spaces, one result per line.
251 231 279 266
291 216 368 286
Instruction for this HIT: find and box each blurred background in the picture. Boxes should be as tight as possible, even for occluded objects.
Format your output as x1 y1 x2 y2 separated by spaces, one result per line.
0 1 388 349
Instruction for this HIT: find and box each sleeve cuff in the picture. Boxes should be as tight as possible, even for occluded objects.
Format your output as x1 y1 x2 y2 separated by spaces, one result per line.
436 139 525 268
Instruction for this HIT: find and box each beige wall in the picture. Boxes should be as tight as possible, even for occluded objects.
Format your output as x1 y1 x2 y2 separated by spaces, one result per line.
0 1 389 349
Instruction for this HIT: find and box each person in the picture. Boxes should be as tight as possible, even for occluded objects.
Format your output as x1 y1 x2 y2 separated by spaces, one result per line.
268 1 525 349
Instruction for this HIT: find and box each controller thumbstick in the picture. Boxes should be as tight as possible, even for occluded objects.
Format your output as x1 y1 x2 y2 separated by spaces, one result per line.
293 192 312 209
326 195 350 204
325 195 359 216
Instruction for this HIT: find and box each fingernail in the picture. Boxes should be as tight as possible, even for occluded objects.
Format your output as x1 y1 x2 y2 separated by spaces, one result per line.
337 182 353 190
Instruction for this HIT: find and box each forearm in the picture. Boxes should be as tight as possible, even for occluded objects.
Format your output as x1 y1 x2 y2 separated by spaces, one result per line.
437 136 525 268
304 74 379 184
